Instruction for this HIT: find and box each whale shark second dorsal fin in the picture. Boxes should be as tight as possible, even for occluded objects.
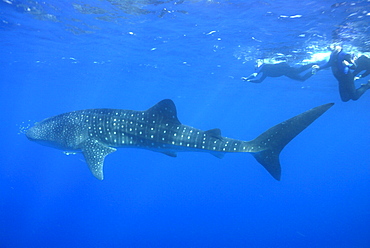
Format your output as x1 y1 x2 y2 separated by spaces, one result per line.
205 128 223 140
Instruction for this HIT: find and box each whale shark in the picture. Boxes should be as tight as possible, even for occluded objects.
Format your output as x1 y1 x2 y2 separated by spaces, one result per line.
26 99 333 180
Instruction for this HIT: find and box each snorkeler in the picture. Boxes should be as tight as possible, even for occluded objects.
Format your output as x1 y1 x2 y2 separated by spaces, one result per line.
315 46 370 102
241 60 318 83
353 54 370 80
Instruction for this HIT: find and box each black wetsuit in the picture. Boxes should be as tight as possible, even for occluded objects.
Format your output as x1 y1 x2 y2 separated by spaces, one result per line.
246 62 316 83
320 49 370 102
353 55 370 79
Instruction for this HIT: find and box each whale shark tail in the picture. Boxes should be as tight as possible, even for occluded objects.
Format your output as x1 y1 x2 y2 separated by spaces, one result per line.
250 103 334 181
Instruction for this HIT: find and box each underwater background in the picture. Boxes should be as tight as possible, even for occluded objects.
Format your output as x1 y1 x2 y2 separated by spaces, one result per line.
1 0 369 247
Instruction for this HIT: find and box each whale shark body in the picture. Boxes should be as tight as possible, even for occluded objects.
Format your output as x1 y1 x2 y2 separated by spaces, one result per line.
26 99 333 180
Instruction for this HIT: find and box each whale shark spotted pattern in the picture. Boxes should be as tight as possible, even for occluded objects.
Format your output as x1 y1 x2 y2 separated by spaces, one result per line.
26 99 334 180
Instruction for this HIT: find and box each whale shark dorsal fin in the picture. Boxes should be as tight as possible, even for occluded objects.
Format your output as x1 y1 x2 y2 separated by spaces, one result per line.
146 99 181 125
81 139 116 180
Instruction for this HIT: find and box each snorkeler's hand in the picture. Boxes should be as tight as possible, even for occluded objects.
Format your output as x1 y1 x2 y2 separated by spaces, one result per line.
342 60 351 66
311 65 320 75
312 65 320 70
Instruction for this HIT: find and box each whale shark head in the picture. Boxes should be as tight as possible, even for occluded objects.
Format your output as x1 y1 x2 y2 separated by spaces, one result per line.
26 118 65 149
26 114 88 150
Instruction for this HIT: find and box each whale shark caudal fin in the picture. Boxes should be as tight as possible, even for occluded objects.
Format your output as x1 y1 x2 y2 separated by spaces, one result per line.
250 103 334 181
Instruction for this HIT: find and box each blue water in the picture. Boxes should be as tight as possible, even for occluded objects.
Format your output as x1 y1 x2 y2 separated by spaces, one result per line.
1 0 370 247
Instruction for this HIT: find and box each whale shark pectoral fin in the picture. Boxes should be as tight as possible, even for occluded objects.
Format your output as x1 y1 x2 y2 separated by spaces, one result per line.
81 139 117 180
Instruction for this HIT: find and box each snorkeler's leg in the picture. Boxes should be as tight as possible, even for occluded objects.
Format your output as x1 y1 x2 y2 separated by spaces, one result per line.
338 71 370 101
285 73 306 82
295 63 317 73
361 71 370 78
338 88 352 102
284 64 318 81
352 80 370 100
337 76 354 102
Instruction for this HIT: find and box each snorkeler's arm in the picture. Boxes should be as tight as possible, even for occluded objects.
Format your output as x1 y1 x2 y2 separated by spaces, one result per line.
317 52 335 70
341 59 356 76
318 60 332 70
342 53 356 68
